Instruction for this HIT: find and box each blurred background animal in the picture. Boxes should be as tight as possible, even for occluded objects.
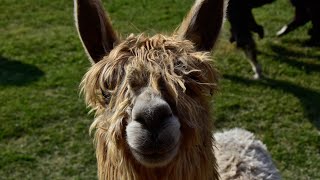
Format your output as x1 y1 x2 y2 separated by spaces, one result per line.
227 0 275 79
276 0 320 45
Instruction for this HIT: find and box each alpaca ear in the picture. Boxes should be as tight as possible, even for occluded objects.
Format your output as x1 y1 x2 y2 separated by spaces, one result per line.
74 0 119 63
177 0 225 51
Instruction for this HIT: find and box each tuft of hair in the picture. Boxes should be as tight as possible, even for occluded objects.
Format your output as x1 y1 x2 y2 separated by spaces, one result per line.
214 128 281 180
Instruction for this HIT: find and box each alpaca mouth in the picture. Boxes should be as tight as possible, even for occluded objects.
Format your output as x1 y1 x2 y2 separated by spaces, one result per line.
130 141 179 167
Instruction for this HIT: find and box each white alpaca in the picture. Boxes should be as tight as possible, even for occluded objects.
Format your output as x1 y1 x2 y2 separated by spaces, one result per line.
214 128 281 179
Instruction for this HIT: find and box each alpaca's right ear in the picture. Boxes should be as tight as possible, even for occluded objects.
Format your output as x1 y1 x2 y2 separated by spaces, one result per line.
74 0 118 63
177 0 225 51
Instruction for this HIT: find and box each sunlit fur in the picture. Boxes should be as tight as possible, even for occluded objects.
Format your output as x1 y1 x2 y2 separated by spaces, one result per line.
80 34 219 180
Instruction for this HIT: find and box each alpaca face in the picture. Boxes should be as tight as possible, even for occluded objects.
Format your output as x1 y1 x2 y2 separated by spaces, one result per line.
81 34 218 167
75 0 224 172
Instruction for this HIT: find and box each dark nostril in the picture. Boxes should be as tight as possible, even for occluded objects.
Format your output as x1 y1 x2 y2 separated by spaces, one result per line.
161 113 172 121
155 104 172 117
153 104 173 122
135 117 147 127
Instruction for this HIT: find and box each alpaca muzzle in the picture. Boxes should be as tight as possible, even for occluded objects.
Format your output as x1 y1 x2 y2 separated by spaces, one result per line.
126 88 181 167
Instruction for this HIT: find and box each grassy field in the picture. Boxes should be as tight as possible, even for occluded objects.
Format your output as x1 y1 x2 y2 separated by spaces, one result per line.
0 0 319 179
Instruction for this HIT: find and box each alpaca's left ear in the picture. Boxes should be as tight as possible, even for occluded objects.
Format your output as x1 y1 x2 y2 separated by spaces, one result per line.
74 0 119 64
177 0 226 51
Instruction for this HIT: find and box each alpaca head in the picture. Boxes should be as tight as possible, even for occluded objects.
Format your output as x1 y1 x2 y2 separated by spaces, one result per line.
75 0 224 176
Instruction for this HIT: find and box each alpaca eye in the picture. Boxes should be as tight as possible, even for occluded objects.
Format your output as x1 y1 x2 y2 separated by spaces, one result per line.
129 80 144 92
101 89 111 104
187 71 202 82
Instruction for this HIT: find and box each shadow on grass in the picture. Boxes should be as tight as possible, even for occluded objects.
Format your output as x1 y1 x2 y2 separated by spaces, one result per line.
280 38 320 48
0 56 44 86
224 74 320 130
263 43 320 73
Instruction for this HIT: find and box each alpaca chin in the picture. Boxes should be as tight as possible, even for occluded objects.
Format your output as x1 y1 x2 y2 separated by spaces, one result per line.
130 142 180 168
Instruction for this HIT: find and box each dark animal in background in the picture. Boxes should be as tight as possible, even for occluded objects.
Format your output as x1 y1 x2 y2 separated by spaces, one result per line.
227 0 275 79
277 0 320 45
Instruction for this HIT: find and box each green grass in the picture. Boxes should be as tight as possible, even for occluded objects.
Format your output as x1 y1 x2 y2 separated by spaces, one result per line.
0 0 319 179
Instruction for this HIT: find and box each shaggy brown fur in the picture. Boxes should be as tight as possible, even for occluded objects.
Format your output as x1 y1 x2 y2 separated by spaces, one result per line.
75 0 224 179
81 34 219 180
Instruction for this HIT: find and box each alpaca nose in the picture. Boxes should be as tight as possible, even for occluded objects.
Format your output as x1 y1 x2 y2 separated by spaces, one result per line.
132 93 173 131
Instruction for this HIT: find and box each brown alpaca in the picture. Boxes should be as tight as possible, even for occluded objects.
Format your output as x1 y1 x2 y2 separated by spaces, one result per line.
74 0 280 179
